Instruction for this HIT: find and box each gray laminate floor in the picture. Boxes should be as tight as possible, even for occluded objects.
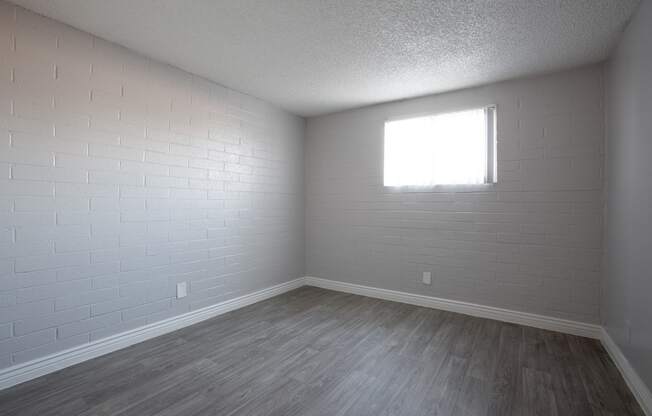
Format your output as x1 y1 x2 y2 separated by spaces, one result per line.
0 286 644 416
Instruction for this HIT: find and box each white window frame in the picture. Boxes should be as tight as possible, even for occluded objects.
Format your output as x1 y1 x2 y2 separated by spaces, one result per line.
383 105 497 187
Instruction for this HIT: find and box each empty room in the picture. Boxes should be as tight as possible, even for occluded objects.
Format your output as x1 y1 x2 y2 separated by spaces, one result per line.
0 0 650 415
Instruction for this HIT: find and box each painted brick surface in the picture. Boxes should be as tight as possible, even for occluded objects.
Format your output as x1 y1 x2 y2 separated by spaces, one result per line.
0 2 304 368
306 66 604 324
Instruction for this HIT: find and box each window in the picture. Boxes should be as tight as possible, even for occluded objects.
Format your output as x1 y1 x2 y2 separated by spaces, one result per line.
383 106 496 186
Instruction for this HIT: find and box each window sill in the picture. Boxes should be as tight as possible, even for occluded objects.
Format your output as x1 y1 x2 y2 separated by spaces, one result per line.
382 183 497 193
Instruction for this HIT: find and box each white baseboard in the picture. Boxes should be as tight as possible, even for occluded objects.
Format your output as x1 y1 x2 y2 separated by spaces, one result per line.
305 276 652 414
304 276 602 339
0 277 306 391
601 328 652 416
3 274 649 416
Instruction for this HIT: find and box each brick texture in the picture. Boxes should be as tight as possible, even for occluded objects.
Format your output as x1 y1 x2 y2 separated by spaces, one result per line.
305 66 604 324
0 2 304 369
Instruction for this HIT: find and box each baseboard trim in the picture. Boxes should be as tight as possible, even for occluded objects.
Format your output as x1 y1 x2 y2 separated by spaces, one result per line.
304 277 652 413
601 328 652 415
304 276 602 339
4 274 649 416
0 277 306 391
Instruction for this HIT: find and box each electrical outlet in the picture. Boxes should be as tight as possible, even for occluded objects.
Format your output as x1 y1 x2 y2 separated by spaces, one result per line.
422 272 431 285
176 281 187 298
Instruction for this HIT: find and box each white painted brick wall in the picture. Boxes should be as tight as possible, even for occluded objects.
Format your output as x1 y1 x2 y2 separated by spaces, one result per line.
0 2 304 369
306 66 604 323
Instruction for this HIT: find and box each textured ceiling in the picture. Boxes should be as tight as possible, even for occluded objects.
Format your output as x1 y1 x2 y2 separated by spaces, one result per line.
11 0 640 117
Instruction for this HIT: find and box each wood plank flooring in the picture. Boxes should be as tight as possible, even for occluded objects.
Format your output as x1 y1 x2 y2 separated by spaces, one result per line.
0 286 644 416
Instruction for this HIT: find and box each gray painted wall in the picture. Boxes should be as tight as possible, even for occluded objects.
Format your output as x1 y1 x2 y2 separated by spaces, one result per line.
1 0 647 387
306 66 605 324
0 2 304 369
604 0 652 392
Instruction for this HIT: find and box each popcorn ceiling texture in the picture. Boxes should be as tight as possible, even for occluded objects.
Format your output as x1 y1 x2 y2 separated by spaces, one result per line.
306 65 605 324
10 0 639 116
0 2 304 369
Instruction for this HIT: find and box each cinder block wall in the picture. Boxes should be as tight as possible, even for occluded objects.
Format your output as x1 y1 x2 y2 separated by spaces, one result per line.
0 2 304 369
306 65 604 323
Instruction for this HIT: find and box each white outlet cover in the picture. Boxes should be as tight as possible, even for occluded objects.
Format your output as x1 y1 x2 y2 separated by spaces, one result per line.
422 272 432 285
176 282 188 298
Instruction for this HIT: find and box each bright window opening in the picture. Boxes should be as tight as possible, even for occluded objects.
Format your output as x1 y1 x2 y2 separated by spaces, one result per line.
383 106 496 186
